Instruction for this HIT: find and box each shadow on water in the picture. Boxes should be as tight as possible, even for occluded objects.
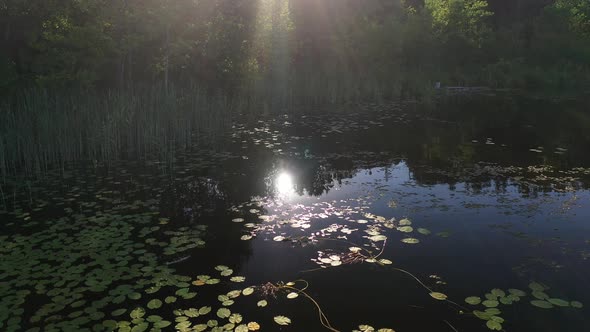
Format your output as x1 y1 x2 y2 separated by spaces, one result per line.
1 95 590 332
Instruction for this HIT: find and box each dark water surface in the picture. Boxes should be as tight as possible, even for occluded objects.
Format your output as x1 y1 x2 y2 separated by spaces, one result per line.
1 96 590 332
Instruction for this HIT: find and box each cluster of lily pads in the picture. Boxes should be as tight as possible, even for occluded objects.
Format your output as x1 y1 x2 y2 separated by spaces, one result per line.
463 282 583 331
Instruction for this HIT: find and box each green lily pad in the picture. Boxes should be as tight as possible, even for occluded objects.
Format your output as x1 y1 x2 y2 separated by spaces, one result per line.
508 289 526 297
229 313 242 324
235 324 249 332
570 301 583 308
531 300 553 309
199 307 211 315
482 300 499 308
130 307 145 319
532 290 549 300
273 316 291 326
429 292 447 300
465 296 481 305
417 228 431 235
401 238 420 244
547 298 569 307
217 308 231 319
491 289 505 298
529 282 545 292
257 300 268 307
147 299 162 309
397 226 413 233
486 320 502 331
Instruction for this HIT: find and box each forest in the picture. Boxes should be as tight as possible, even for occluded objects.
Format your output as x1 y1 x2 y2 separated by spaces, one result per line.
2 0 590 96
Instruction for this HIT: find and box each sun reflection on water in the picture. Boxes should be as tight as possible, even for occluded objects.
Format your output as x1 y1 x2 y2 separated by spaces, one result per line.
275 171 295 196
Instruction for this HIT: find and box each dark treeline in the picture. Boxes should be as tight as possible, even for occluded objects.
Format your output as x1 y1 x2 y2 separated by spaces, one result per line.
1 0 590 95
1 0 590 177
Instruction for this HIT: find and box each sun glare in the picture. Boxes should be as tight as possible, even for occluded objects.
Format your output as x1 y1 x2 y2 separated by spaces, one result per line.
275 172 294 195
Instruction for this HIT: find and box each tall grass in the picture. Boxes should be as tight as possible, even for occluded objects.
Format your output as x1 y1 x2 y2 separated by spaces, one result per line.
0 75 433 179
0 86 236 179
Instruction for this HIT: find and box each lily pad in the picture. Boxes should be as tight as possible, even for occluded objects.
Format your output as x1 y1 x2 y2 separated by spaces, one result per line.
273 316 291 326
465 296 481 305
508 289 526 297
217 308 231 318
547 298 569 307
429 292 447 300
287 292 299 299
486 320 502 331
147 299 162 309
257 300 268 307
397 226 413 233
570 301 583 308
531 300 553 309
482 300 499 308
417 228 431 235
529 282 545 292
532 291 549 300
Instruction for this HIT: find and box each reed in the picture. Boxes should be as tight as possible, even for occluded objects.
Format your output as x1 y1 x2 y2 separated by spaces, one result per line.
0 76 423 178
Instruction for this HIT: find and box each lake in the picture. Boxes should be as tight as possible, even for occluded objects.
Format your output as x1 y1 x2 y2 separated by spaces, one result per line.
1 95 589 332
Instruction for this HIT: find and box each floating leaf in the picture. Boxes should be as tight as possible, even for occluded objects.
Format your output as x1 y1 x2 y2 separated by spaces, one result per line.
217 308 231 318
227 290 241 298
215 265 230 272
399 218 412 226
247 321 261 331
417 228 431 235
532 291 549 300
369 235 387 242
486 320 502 331
230 276 246 283
257 300 267 308
465 296 481 305
531 300 553 309
184 308 200 318
401 238 419 244
198 306 212 315
482 300 499 308
473 310 492 320
240 235 253 241
485 308 501 315
220 269 233 277
287 292 299 299
232 218 244 223
378 259 392 265
491 289 505 298
273 316 291 326
570 301 583 308
273 236 285 242
430 292 447 300
130 307 145 319
147 299 162 309
235 324 249 332
397 226 413 233
112 309 127 316
377 329 395 332
547 298 569 307
229 313 243 324
508 289 526 297
165 296 177 304
242 287 254 296
359 325 375 332
529 282 545 292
